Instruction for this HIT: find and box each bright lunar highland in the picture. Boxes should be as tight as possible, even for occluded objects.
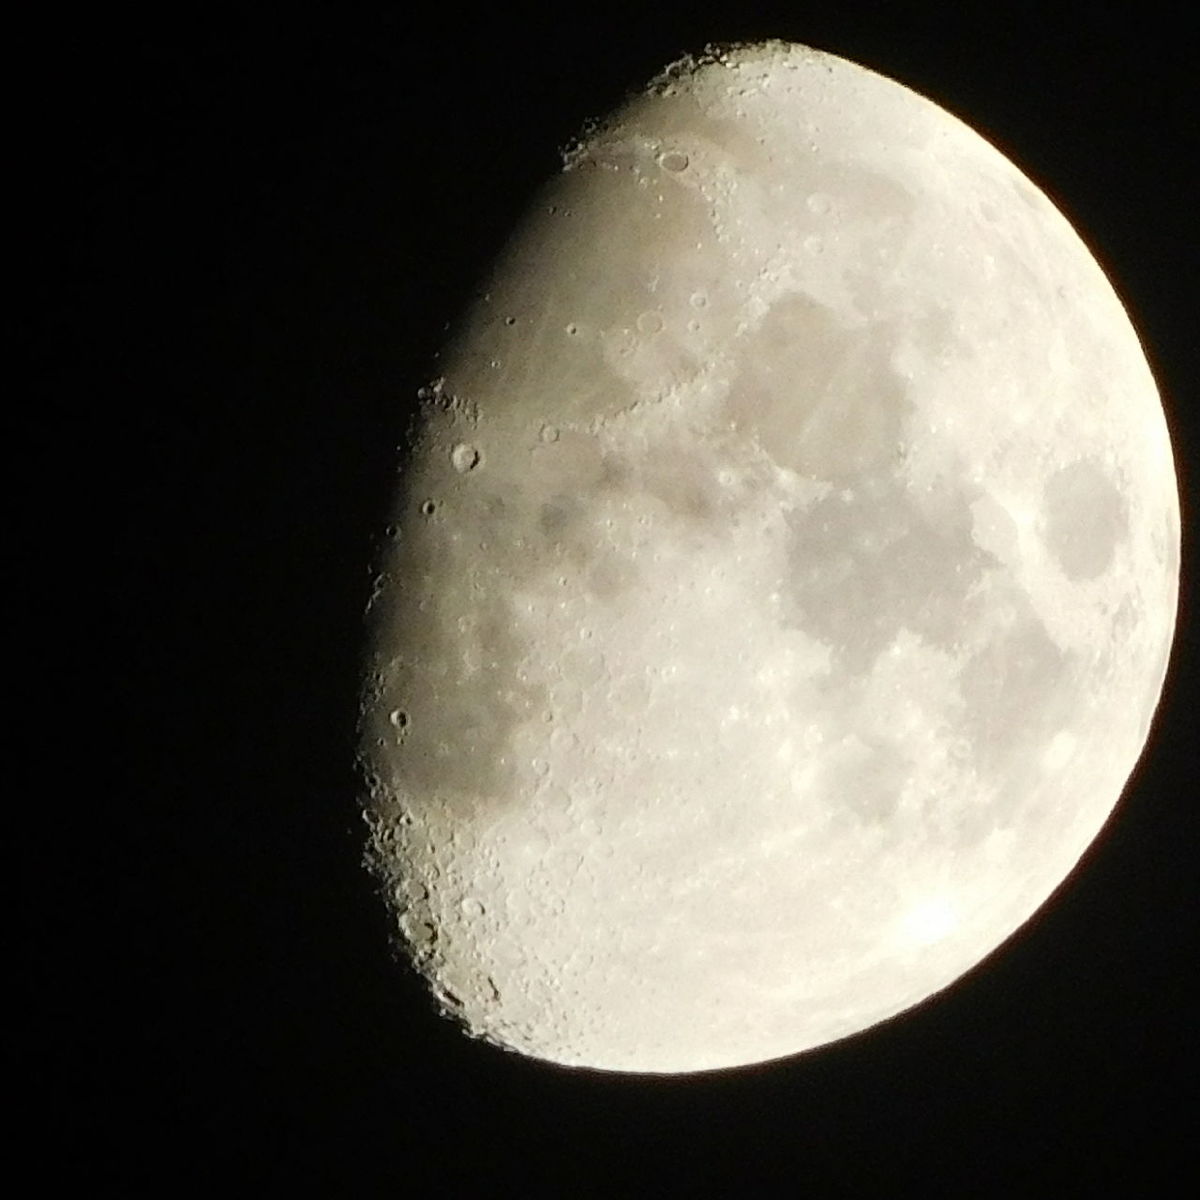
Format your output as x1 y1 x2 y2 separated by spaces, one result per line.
359 42 1180 1073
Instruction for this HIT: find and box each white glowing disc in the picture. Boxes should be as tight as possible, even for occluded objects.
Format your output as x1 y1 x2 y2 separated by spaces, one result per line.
359 42 1179 1073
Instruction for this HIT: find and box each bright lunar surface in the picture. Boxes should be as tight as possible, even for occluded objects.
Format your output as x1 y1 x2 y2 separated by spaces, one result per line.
359 42 1180 1073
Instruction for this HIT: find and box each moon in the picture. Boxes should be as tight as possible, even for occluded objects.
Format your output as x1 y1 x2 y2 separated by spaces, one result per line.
358 42 1179 1073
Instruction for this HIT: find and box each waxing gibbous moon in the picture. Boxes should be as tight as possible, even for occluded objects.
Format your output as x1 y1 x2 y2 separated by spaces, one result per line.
358 42 1180 1074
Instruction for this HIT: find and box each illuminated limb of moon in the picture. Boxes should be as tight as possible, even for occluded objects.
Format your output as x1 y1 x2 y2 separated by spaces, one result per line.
360 43 1179 1073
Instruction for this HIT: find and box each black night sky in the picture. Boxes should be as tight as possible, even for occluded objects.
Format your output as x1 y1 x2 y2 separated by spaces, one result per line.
23 3 1197 1193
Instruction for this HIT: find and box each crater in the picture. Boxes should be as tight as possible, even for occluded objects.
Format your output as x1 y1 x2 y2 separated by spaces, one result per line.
451 443 482 473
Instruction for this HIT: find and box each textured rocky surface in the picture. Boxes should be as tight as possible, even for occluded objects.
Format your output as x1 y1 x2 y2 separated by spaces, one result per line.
359 43 1179 1072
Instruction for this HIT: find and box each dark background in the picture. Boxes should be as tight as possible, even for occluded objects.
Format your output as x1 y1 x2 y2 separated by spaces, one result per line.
22 2 1196 1193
